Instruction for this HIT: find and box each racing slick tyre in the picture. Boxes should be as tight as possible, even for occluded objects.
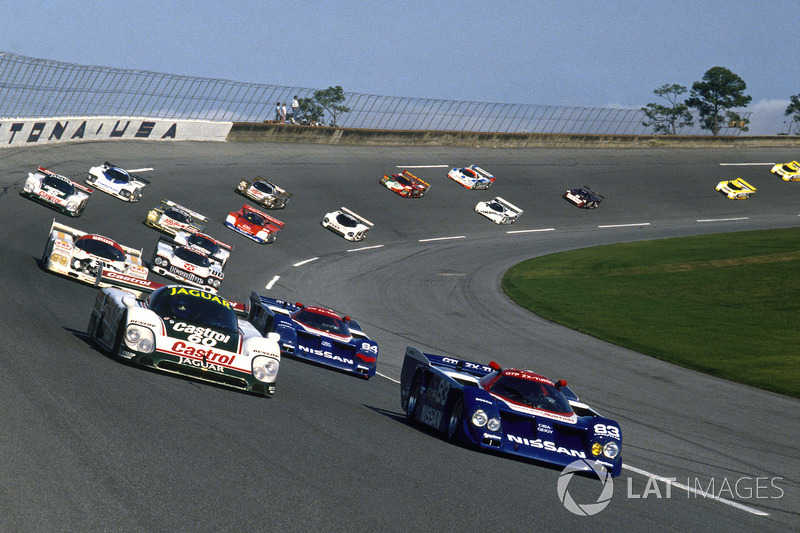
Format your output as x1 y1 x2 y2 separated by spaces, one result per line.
446 396 463 442
405 374 422 420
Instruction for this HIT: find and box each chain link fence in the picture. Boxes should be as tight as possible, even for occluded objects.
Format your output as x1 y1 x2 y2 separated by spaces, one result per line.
0 51 749 135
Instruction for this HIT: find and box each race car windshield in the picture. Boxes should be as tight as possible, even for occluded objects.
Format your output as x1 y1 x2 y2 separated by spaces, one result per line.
75 237 126 262
335 213 357 227
293 309 350 336
174 246 211 267
489 375 573 414
149 288 238 333
165 208 191 223
187 234 218 255
243 212 265 225
42 174 75 195
105 167 130 183
253 181 273 193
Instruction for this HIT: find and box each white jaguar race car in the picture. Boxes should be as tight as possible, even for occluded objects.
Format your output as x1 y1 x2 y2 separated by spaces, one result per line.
145 200 208 236
150 238 225 293
86 161 149 202
87 285 282 396
235 176 292 209
21 166 93 217
475 197 523 224
41 220 149 288
448 165 496 190
321 207 374 241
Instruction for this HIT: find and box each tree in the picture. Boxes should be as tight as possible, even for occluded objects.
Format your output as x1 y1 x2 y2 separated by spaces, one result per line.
784 94 800 135
641 84 694 135
686 67 752 136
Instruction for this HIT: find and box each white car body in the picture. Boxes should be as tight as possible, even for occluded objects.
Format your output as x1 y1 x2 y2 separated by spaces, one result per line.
475 197 523 224
448 165 495 190
145 199 208 236
321 207 374 241
235 176 292 209
87 285 282 395
151 238 224 293
21 166 93 217
41 219 149 287
86 161 149 202
172 231 232 269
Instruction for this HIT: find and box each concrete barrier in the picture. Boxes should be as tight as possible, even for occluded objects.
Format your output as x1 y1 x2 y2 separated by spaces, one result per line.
227 122 800 148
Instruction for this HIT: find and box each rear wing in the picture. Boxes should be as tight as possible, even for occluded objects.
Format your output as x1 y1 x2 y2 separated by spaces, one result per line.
38 166 93 194
156 199 209 225
242 204 285 229
493 197 524 215
399 170 430 188
469 166 495 180
341 207 374 228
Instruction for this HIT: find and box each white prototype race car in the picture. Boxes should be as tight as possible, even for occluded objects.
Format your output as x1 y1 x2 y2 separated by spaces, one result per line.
447 165 496 190
235 176 293 209
475 197 523 224
321 207 374 241
87 285 282 396
21 166 93 217
145 200 208 236
86 161 150 202
41 220 149 288
150 238 225 293
172 231 232 269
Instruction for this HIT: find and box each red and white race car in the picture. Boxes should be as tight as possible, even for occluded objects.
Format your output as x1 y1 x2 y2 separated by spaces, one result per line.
380 170 430 198
41 220 149 288
21 166 93 217
224 204 285 244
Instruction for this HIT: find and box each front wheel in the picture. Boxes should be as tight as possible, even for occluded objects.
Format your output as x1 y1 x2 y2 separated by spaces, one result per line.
447 397 463 441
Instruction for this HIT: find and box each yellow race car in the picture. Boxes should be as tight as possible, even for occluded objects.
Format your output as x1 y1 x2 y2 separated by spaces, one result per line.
770 160 800 181
715 178 756 200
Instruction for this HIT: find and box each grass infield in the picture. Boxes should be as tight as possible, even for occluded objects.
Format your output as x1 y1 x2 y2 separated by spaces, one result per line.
501 228 800 399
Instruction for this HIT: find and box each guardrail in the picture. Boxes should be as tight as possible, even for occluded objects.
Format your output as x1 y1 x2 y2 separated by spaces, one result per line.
0 51 749 136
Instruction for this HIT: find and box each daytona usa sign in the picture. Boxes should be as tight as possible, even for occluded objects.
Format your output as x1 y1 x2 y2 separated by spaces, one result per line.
0 117 232 147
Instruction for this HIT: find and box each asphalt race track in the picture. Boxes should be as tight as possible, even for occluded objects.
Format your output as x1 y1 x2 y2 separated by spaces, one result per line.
0 140 798 531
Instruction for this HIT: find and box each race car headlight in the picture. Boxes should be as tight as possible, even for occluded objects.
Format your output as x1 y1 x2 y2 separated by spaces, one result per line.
603 441 620 459
471 409 488 428
252 356 279 382
487 418 501 432
124 325 155 353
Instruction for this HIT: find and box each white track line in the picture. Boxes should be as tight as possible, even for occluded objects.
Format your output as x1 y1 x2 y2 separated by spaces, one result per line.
697 217 749 223
419 235 466 242
598 223 651 228
265 275 280 290
719 163 774 166
507 228 555 234
623 464 769 517
293 257 318 267
347 244 384 252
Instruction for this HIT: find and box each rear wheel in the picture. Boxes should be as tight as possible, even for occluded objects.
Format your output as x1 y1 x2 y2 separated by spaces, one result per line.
446 397 463 441
406 375 421 420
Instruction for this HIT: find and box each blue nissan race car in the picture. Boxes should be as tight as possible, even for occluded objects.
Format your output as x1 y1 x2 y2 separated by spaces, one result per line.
400 347 622 476
246 292 378 379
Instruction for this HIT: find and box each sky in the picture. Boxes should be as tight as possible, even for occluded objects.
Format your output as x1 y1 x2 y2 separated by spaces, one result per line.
3 1 798 134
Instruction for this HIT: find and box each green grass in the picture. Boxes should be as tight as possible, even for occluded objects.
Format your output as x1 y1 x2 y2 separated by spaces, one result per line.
501 228 800 398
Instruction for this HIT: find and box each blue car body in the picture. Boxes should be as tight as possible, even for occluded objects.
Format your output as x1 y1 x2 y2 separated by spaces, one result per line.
400 347 622 476
247 292 378 379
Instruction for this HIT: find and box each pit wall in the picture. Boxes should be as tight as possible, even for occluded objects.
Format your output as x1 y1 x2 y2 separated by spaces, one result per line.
228 122 800 148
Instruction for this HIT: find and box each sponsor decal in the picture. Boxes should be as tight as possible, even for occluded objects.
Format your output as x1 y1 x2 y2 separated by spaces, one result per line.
172 341 233 365
168 286 230 309
507 434 586 458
